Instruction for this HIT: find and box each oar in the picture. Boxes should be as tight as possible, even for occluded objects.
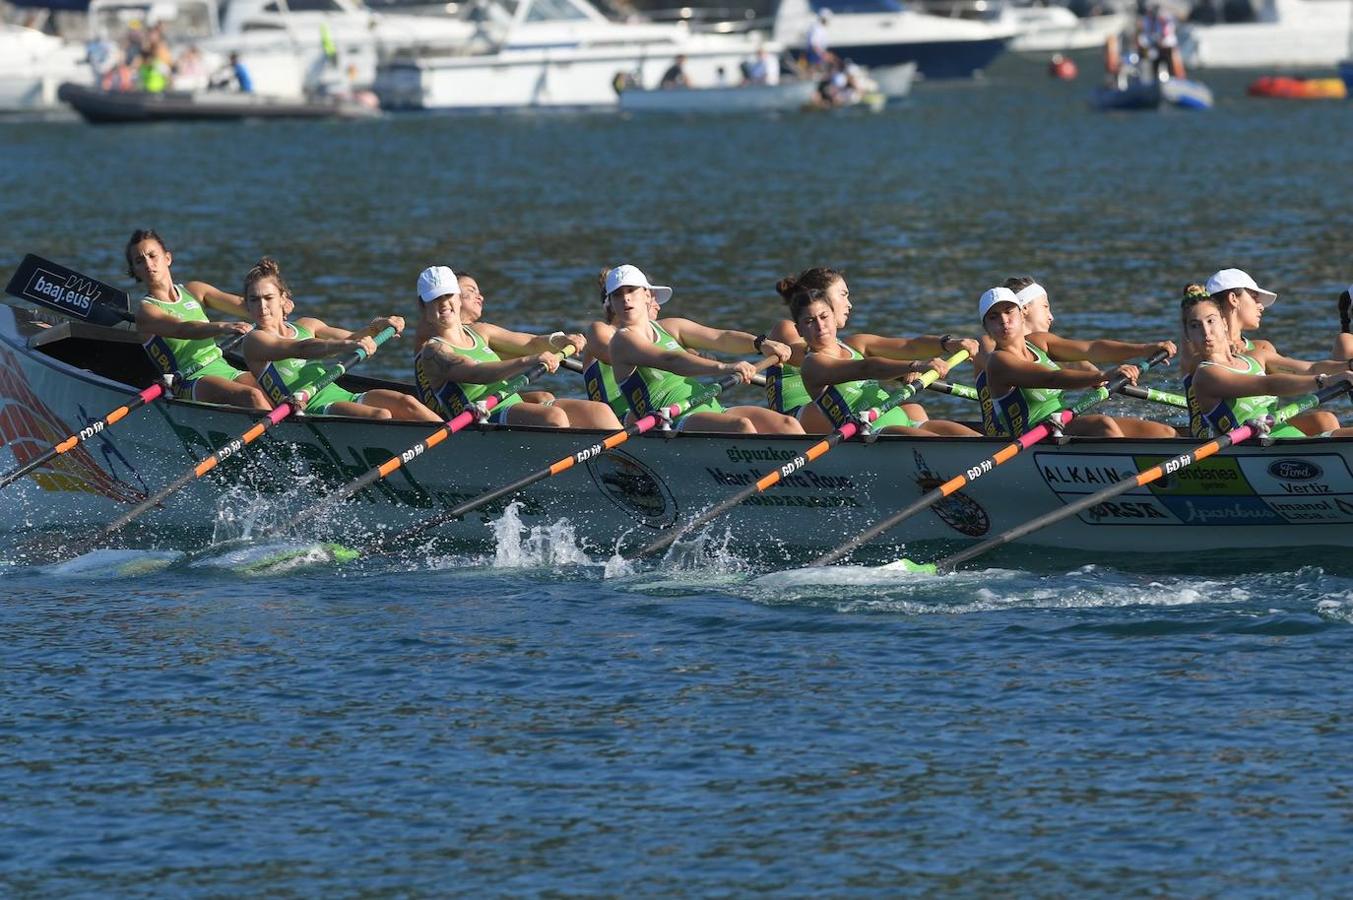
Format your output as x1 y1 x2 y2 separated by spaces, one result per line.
86 325 398 545
370 357 777 553
1120 383 1186 409
280 345 580 530
810 348 1172 567
0 334 247 492
634 350 971 560
5 253 134 328
927 380 978 401
905 381 1350 575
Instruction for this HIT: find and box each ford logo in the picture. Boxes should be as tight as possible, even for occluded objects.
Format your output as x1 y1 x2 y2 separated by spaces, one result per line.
1268 459 1322 481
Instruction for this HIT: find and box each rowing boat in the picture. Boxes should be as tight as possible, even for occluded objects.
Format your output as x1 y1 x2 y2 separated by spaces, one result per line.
5 302 1353 557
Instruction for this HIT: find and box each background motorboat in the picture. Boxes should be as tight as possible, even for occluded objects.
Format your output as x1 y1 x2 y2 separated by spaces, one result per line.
1180 0 1353 69
373 0 780 110
771 0 1016 81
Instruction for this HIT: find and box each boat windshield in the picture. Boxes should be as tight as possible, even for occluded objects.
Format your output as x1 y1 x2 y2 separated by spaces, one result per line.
810 0 906 12
524 0 591 21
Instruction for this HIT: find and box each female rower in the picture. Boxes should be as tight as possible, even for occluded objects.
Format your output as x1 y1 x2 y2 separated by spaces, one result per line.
764 267 979 424
581 267 663 421
793 288 978 436
241 257 440 421
413 266 622 429
979 286 1179 438
1183 289 1353 437
1187 270 1349 435
127 229 269 410
1333 282 1353 360
604 264 804 434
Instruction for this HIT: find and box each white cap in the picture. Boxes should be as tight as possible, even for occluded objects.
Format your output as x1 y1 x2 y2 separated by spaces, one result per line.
1205 268 1276 308
603 264 672 306
417 266 459 304
978 286 1021 319
1015 282 1047 305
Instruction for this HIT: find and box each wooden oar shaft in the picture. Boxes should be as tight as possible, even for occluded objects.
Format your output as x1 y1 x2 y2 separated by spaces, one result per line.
94 327 395 542
932 383 1347 573
306 347 578 516
809 350 1172 567
635 351 970 560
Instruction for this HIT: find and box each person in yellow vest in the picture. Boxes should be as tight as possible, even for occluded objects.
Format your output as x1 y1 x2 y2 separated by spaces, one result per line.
128 229 269 410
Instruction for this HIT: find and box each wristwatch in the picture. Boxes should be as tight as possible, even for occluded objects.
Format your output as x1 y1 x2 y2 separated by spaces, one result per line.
940 334 953 353
753 333 767 353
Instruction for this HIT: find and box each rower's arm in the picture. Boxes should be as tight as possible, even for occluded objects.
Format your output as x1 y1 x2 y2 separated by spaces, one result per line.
610 327 735 379
136 299 249 340
801 352 933 389
1193 364 1331 399
186 281 250 320
421 341 555 385
477 322 584 358
663 317 761 355
848 332 980 361
244 327 359 364
1042 333 1175 364
1263 352 1347 376
987 349 1109 392
767 318 808 366
584 320 615 366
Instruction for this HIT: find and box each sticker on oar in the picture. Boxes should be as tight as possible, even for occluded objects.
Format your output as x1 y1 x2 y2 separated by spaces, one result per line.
5 254 133 328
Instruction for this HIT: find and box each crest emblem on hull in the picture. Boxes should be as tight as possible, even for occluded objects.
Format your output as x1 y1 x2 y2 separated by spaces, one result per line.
913 450 990 537
585 449 677 528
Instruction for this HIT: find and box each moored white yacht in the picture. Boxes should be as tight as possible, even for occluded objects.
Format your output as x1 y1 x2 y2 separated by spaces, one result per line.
771 0 1016 81
372 0 779 111
0 23 92 112
1181 0 1353 68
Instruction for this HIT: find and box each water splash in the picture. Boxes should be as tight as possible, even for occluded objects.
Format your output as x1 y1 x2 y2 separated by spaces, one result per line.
40 548 183 579
489 502 595 568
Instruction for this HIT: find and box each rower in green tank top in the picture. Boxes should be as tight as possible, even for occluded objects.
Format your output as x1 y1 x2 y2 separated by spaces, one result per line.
413 266 621 430
602 264 804 435
979 286 1179 438
1181 288 1353 438
763 266 977 423
126 228 269 410
1200 268 1351 437
240 257 441 422
791 289 977 437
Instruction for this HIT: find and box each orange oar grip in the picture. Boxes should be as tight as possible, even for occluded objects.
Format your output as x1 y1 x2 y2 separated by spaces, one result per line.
106 406 130 425
377 457 402 478
548 459 574 476
55 435 79 453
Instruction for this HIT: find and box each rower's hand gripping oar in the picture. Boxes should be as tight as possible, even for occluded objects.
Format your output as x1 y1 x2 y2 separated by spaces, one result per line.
85 326 398 545
810 348 1172 567
634 350 971 560
283 345 581 531
0 333 248 492
370 356 777 554
914 380 1352 575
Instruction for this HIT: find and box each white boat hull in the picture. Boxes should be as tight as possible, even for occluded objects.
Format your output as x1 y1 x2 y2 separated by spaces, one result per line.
0 26 92 113
1182 0 1353 69
619 79 819 113
7 306 1353 560
374 33 773 110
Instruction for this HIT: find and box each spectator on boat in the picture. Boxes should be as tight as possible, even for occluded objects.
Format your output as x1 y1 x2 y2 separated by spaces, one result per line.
659 55 689 89
605 264 805 434
747 47 780 86
793 288 979 437
127 229 270 411
137 23 173 93
413 266 622 429
1182 288 1353 438
805 8 832 72
762 266 978 426
979 286 1180 438
210 52 253 93
240 257 440 421
173 45 208 91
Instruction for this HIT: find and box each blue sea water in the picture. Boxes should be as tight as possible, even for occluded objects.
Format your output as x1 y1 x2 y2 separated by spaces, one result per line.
4 57 1353 894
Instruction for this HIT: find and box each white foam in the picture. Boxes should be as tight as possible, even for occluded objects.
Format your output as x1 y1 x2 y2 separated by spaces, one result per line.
489 502 595 568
